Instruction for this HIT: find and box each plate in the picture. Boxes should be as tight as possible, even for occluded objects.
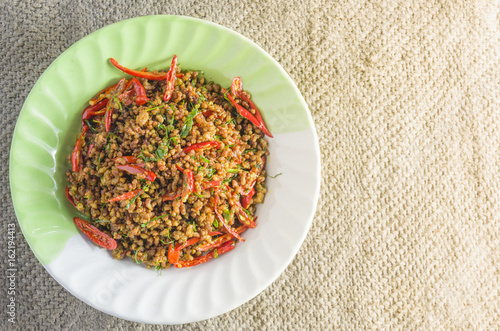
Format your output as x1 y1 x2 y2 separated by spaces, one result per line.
9 15 320 324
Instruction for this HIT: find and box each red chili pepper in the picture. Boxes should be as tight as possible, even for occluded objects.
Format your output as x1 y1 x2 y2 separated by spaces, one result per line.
223 85 273 138
105 107 113 132
225 185 257 228
104 78 127 133
132 78 149 106
116 164 156 182
231 76 243 96
82 98 108 130
90 84 118 105
175 240 236 268
202 181 221 190
107 189 142 202
175 237 200 251
113 156 139 164
163 55 178 101
119 89 135 106
214 188 244 241
73 217 117 250
198 226 247 252
230 77 273 137
162 192 181 201
241 188 255 209
234 204 257 228
168 243 180 264
182 141 220 154
110 58 170 81
71 132 85 172
65 187 77 208
208 231 223 236
119 78 149 106
175 165 194 202
202 110 214 118
87 143 95 156
181 170 194 202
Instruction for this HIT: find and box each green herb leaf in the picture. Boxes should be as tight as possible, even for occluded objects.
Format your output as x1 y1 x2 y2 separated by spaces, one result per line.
213 219 219 229
206 167 216 179
222 210 231 222
126 190 143 210
180 108 200 137
112 97 123 112
269 173 282 178
200 155 210 163
214 249 218 258
85 119 97 132
145 105 162 112
197 91 207 102
222 174 238 185
141 214 169 228
156 147 167 159
157 123 168 132
133 249 141 264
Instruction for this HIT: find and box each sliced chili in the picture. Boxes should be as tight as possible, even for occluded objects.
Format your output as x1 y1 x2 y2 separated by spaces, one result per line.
116 164 156 182
168 243 180 264
87 144 95 156
202 181 221 190
230 77 273 137
105 106 113 132
234 204 257 229
104 78 127 133
214 188 244 241
198 226 247 252
132 78 149 106
241 188 255 209
119 78 149 106
162 192 181 201
110 58 170 80
175 241 236 268
176 165 194 202
202 110 214 118
182 141 220 154
107 189 142 202
163 55 177 101
65 187 76 208
182 169 194 202
225 185 257 228
175 237 200 251
113 156 139 164
73 217 117 250
82 98 108 130
71 132 85 172
231 76 243 96
89 83 117 105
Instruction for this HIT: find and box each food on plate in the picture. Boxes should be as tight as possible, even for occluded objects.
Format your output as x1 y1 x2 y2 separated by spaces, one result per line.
65 55 271 269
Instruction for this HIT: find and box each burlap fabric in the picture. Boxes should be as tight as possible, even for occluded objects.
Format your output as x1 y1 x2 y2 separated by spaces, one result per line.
1 0 499 329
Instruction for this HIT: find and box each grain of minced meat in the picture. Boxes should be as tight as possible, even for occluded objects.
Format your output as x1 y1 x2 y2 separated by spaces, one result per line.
66 59 270 269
